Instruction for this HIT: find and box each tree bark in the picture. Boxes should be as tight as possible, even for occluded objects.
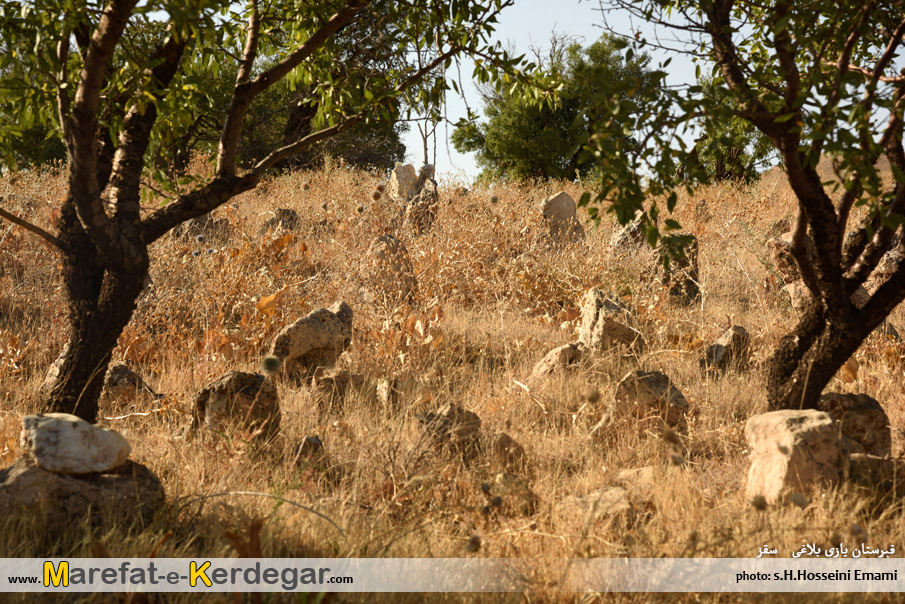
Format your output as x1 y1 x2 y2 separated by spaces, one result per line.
42 199 148 422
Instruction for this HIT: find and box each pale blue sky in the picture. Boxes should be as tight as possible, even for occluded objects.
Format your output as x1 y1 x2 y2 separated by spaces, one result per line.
403 0 699 182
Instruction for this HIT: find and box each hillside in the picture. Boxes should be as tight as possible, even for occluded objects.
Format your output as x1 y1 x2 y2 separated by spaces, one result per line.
1 159 904 602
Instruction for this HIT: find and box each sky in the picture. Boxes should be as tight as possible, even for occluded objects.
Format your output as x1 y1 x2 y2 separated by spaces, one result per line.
402 0 699 182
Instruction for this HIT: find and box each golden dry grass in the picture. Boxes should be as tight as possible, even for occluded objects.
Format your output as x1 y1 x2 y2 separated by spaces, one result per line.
1 157 905 603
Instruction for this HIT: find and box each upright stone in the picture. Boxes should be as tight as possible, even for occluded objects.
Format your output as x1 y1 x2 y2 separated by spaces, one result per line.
192 371 281 441
745 410 844 506
366 235 417 304
388 164 419 202
578 289 643 353
540 191 585 243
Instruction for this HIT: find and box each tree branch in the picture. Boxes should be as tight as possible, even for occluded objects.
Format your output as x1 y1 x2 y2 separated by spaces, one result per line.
67 0 139 261
140 175 259 244
216 0 368 177
250 46 460 175
56 23 72 147
0 204 66 251
813 2 872 159
703 0 782 141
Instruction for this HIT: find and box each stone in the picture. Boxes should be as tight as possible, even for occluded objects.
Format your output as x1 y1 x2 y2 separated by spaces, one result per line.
528 343 582 383
847 454 905 494
485 473 538 516
291 436 325 465
311 367 362 407
816 392 891 458
191 371 281 442
0 457 164 531
388 164 419 202
782 280 812 314
20 413 131 474
490 432 526 471
558 487 634 529
267 301 353 379
376 377 403 408
402 181 439 235
366 235 417 304
174 212 230 242
701 325 751 372
103 363 162 401
418 403 482 456
539 191 585 243
766 234 801 283
612 370 689 432
744 410 844 506
659 235 700 304
260 208 300 235
610 212 646 248
614 466 657 493
578 289 644 354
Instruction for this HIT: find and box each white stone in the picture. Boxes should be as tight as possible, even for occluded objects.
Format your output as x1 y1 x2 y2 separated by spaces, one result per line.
745 410 843 506
540 191 585 242
20 413 131 474
578 289 643 353
388 164 419 202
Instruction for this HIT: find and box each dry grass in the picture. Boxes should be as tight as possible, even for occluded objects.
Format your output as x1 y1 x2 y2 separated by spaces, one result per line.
1 156 905 603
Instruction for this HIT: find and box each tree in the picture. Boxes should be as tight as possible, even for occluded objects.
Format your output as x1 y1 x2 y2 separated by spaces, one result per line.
0 12 408 175
0 42 67 170
452 32 657 182
0 0 531 423
689 75 776 183
590 0 905 410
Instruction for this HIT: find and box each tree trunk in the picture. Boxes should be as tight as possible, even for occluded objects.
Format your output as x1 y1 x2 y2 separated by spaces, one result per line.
42 199 147 423
765 280 899 410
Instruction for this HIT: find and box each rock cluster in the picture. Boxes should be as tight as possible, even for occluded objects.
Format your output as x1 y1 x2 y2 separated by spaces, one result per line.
0 414 163 531
744 393 898 507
